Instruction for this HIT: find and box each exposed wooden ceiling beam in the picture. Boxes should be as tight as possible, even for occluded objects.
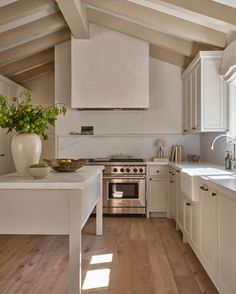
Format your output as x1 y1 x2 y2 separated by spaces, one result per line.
11 61 54 84
56 0 88 38
87 8 215 58
0 49 54 77
85 0 226 48
0 0 57 26
0 13 66 52
213 0 236 8
150 45 192 69
0 28 70 67
139 0 236 27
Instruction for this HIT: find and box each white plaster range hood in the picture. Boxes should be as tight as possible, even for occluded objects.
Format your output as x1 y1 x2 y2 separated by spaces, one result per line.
71 24 149 110
219 39 236 85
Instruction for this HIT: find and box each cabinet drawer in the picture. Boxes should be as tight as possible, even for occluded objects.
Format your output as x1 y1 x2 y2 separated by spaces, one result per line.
149 166 166 177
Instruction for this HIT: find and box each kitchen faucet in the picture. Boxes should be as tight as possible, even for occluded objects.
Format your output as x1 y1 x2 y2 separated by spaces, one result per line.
211 132 236 168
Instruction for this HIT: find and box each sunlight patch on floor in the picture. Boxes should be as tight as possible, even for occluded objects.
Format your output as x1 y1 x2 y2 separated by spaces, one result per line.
82 268 111 290
90 253 113 264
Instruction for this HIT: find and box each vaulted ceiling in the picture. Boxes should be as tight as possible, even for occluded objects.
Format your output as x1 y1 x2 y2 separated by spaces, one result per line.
0 0 235 85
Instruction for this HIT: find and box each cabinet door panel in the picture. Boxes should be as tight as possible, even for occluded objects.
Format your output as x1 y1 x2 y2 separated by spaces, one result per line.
177 191 184 228
182 77 188 132
218 194 236 294
200 188 217 274
170 180 176 219
149 178 167 211
202 59 226 130
191 204 200 251
194 64 201 130
184 198 191 239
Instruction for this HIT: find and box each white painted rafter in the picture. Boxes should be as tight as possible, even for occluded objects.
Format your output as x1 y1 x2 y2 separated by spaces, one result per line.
0 49 54 77
0 0 57 27
129 0 236 33
85 0 226 47
88 7 220 57
0 28 70 66
56 0 89 38
11 61 54 83
0 13 67 52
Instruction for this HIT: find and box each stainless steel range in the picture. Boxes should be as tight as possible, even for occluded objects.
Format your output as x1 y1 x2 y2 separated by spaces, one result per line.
88 158 146 215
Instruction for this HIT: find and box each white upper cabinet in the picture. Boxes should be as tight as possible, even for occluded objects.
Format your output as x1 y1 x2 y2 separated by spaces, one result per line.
182 51 228 133
71 24 149 109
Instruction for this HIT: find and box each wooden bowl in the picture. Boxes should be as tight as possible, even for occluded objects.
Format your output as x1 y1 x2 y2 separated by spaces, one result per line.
43 159 87 172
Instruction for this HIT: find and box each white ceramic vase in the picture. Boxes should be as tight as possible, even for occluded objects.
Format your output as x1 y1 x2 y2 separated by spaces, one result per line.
11 133 42 176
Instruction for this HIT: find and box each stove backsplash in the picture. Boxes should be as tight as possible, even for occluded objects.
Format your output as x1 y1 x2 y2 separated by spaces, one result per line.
57 134 200 161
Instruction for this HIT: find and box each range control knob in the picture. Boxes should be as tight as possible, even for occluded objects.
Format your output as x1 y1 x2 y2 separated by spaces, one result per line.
133 168 138 173
139 168 144 173
113 168 118 172
126 168 130 172
120 168 125 172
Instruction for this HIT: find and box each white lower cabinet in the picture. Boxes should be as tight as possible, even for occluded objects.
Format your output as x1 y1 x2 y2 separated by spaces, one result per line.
183 196 192 240
197 181 236 294
168 167 178 219
177 190 184 229
191 204 200 252
182 194 200 253
149 178 167 211
200 184 218 277
169 169 236 294
147 165 167 217
218 194 236 294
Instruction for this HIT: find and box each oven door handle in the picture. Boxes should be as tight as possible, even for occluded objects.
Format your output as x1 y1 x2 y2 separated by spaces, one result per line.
103 176 146 180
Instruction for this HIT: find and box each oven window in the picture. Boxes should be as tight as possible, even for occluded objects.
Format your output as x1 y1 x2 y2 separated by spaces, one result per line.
108 183 139 199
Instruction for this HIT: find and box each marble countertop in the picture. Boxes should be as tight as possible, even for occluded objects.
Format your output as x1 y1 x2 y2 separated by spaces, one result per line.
147 160 236 200
201 174 236 201
169 161 236 201
0 166 104 190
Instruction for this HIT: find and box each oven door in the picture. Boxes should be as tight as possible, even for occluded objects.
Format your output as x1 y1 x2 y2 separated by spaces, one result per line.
103 176 146 209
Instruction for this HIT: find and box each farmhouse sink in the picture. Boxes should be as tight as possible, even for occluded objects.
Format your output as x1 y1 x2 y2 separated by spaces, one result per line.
180 167 232 201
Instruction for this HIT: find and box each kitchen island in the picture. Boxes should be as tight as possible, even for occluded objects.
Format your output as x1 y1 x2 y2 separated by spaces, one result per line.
0 166 104 294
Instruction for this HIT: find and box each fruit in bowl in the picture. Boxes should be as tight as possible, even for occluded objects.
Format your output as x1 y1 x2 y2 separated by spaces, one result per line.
43 159 87 172
28 163 51 179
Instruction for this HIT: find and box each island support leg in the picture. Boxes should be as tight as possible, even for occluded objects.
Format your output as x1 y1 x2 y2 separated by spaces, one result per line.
69 191 82 294
96 193 103 236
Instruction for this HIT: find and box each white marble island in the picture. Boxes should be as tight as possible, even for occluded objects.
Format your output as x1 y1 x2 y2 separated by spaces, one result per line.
0 166 104 294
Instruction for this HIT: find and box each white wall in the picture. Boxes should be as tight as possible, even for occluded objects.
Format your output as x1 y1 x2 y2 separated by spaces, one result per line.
55 41 182 135
25 73 54 105
24 73 56 160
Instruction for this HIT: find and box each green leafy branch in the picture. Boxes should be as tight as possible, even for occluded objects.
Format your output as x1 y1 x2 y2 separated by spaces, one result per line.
0 90 67 140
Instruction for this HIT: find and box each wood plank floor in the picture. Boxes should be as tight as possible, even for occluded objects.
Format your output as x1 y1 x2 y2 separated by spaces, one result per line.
0 217 218 294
